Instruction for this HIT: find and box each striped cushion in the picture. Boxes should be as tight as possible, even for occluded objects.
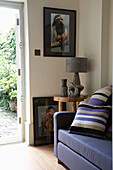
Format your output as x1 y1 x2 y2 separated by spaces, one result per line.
69 103 111 138
88 85 112 106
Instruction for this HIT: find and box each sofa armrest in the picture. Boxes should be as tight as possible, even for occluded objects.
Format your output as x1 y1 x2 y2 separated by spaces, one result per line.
54 111 75 158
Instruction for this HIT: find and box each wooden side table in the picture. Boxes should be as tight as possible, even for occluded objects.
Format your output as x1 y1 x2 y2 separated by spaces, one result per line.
54 95 88 112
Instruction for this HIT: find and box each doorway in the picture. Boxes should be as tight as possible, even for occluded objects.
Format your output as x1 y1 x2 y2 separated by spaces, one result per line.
0 2 25 144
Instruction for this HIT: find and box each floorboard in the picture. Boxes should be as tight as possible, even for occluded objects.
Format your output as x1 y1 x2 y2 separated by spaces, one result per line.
0 143 67 170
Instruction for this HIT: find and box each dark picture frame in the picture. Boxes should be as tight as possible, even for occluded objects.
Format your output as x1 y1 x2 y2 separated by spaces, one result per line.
43 7 76 57
33 97 58 146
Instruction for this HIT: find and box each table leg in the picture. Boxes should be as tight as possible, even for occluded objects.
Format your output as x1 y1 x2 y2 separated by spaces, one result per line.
59 102 66 111
59 101 63 111
72 102 76 111
76 102 80 109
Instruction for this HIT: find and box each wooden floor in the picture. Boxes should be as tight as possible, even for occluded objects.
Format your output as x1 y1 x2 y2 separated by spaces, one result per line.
0 143 67 170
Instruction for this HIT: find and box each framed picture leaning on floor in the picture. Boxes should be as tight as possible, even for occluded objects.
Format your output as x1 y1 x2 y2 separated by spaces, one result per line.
33 97 58 146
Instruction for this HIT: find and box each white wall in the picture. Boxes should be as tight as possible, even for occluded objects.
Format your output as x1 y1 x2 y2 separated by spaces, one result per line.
108 0 113 84
101 0 109 86
78 0 102 94
101 0 112 87
26 0 79 144
78 0 112 95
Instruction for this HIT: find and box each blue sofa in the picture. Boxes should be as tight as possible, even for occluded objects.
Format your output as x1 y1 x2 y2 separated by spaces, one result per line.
54 111 112 170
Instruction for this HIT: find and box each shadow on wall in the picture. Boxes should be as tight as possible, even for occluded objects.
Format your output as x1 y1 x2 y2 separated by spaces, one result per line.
84 57 97 95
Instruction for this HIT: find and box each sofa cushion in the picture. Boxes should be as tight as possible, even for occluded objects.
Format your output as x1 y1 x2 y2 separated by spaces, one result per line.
58 142 99 170
58 129 112 170
69 103 111 138
88 85 112 106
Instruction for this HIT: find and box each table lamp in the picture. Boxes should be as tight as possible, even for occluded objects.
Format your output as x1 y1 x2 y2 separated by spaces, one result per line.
66 57 87 96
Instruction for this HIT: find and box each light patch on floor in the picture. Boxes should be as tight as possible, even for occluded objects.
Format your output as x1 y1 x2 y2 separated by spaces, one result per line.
0 143 66 170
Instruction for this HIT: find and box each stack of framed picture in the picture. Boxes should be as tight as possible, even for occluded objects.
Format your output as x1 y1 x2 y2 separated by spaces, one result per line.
33 7 76 146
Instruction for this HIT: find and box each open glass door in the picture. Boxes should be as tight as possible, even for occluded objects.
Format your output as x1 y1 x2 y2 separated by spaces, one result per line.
0 2 25 144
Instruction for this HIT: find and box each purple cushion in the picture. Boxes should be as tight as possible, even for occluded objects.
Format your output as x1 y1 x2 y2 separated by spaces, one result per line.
88 85 112 106
69 103 111 138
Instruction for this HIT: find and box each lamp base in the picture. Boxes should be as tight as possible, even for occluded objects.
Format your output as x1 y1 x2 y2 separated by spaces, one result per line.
68 83 84 97
75 84 84 95
68 73 84 97
73 72 80 85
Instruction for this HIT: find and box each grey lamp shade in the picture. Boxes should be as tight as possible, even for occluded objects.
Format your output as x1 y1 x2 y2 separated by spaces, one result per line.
66 57 87 73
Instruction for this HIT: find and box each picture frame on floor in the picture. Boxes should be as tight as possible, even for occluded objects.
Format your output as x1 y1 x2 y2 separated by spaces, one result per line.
33 97 58 146
43 7 76 57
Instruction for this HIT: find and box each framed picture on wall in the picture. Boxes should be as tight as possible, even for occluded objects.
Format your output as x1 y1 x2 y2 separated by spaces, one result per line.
33 97 58 146
43 7 76 57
